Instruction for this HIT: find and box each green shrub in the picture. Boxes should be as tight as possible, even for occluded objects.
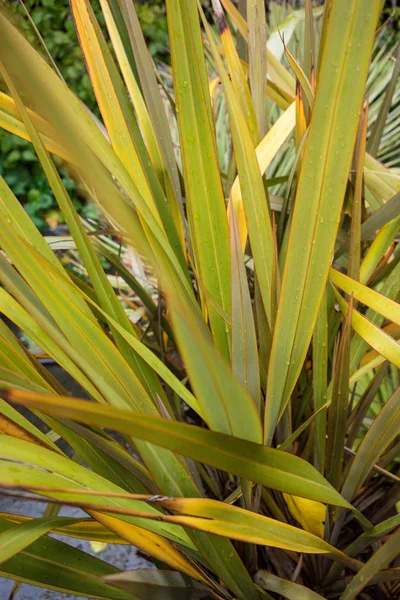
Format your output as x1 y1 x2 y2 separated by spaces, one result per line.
0 1 399 599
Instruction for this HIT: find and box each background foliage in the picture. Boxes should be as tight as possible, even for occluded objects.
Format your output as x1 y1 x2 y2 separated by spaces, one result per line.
0 0 169 229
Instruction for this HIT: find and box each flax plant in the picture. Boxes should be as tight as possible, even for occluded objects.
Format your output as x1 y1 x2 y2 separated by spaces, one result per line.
0 1 399 599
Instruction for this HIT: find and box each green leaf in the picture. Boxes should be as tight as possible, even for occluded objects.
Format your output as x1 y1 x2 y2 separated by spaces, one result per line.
229 202 261 409
103 570 209 600
166 0 231 358
312 290 328 471
340 530 400 600
0 518 136 600
1 56 167 406
201 8 275 328
263 0 382 442
4 392 354 509
159 497 338 556
0 513 129 544
330 268 400 327
341 386 400 502
255 571 325 600
361 192 400 241
326 301 352 490
0 516 78 566
334 287 400 370
350 259 400 372
367 47 400 158
360 216 400 284
247 0 267 137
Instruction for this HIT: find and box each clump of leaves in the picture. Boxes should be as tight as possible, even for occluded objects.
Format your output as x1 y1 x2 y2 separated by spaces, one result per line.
0 0 169 229
0 1 399 600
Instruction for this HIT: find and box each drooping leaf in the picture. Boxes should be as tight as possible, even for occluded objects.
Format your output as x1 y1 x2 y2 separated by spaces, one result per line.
103 570 209 600
255 571 326 600
3 393 354 509
0 518 135 600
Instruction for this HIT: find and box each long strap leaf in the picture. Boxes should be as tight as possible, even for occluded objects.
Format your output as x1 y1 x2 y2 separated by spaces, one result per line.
264 0 382 442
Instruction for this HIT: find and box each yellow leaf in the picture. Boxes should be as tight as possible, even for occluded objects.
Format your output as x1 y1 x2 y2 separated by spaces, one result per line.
283 494 325 538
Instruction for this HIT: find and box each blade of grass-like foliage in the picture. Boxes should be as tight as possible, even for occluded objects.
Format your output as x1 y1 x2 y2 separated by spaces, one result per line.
359 216 400 284
0 486 355 562
303 0 316 87
326 301 352 491
312 291 328 472
64 288 202 417
264 0 383 443
157 498 343 557
0 282 106 404
325 513 400 587
367 46 400 158
0 318 63 395
0 231 153 413
0 293 253 591
0 451 258 600
202 8 274 327
70 0 185 269
0 518 136 600
211 0 259 143
348 102 368 282
340 530 400 600
115 0 183 209
0 177 73 275
0 437 195 551
0 364 51 395
100 0 184 243
350 353 389 385
279 402 330 453
331 386 400 548
330 268 400 326
1 63 168 407
361 192 400 240
166 0 231 358
247 0 267 137
0 395 59 454
334 287 400 369
85 512 205 581
284 46 314 110
219 0 296 97
341 386 400 503
0 406 53 449
347 364 388 448
41 417 155 494
104 570 209 600
229 202 261 408
255 571 325 600
0 255 240 581
0 517 81 566
0 514 129 544
364 153 400 205
0 12 193 304
1 265 257 594
0 92 70 161
282 494 325 537
230 102 295 249
4 391 355 509
164 286 262 441
344 514 400 559
350 260 400 372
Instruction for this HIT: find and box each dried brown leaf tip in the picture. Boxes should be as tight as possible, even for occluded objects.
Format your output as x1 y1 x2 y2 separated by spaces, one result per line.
211 0 228 34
